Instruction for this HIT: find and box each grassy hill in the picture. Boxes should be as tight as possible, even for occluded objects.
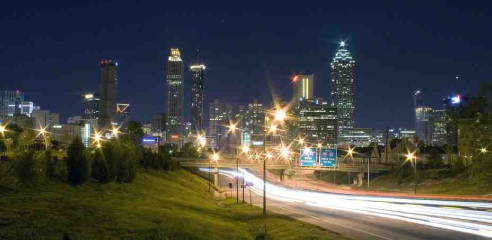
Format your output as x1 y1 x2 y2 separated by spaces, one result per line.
357 169 492 196
0 167 349 240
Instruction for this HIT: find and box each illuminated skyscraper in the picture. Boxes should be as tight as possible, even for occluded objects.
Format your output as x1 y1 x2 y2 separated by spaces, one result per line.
165 48 184 141
0 90 25 121
190 64 205 134
331 41 355 133
84 93 100 120
98 60 118 130
293 74 314 104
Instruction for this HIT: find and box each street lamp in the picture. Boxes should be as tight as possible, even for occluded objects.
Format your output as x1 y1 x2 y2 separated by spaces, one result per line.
0 125 5 134
111 127 119 137
94 133 101 142
481 147 488 154
228 123 241 204
406 152 417 195
275 109 286 121
264 152 273 215
241 144 250 202
280 146 290 159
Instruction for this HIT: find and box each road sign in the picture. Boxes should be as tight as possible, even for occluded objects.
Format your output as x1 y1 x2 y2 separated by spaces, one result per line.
319 148 337 167
228 183 233 188
299 147 317 167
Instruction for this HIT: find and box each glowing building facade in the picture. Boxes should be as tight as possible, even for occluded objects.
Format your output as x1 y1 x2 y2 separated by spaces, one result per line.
293 74 314 104
331 41 355 133
166 48 184 141
190 64 205 134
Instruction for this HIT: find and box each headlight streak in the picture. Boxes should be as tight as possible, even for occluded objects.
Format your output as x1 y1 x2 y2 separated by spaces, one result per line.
199 168 492 238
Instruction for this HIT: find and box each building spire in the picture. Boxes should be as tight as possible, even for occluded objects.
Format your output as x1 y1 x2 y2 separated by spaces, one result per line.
196 49 200 64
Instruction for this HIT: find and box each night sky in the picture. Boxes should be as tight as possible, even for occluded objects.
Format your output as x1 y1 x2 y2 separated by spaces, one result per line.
1 1 491 130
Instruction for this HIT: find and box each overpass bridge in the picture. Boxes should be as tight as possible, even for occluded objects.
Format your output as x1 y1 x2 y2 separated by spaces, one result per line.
176 156 393 174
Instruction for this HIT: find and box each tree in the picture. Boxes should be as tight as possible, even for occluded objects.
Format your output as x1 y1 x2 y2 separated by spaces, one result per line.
125 121 144 144
67 137 90 185
427 148 443 169
179 142 199 157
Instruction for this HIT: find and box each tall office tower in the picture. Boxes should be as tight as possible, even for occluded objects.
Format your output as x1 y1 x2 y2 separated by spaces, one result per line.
0 90 25 121
98 60 118 130
443 95 462 148
236 105 250 144
165 48 184 141
331 41 355 133
298 99 338 146
245 99 264 135
116 103 130 129
293 74 314 104
190 64 205 135
415 106 433 145
208 98 232 136
84 93 100 120
20 101 35 117
152 113 166 133
32 109 59 131
430 109 449 147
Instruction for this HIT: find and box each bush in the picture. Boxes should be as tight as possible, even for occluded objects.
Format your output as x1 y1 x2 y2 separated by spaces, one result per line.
92 149 109 183
152 153 161 170
14 151 36 187
161 154 171 171
67 137 91 185
142 149 153 170
43 150 53 180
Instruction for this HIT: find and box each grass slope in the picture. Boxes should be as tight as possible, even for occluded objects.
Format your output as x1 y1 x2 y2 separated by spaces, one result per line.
0 169 349 240
359 170 492 196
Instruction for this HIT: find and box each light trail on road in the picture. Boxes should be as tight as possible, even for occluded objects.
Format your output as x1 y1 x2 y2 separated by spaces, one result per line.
200 168 492 238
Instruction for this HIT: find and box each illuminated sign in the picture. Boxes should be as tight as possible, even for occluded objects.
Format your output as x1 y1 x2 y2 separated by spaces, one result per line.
142 137 158 143
252 141 263 146
299 147 317 167
451 95 461 104
319 148 337 167
171 135 179 139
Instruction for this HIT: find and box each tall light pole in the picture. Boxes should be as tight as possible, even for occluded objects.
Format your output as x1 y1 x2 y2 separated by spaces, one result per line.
242 145 249 202
262 108 286 215
228 123 240 204
407 152 417 195
414 90 421 145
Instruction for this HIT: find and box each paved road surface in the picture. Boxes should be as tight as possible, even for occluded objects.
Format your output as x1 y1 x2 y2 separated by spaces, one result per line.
207 168 492 240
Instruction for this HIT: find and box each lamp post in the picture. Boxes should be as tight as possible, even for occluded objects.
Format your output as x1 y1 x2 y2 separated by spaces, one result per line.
262 108 286 215
242 145 249 202
0 124 6 153
229 123 240 204
414 90 421 145
407 152 417 195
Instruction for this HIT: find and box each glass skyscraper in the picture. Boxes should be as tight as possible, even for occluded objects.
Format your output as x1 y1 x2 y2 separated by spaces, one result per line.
165 48 184 140
190 64 205 135
331 41 356 134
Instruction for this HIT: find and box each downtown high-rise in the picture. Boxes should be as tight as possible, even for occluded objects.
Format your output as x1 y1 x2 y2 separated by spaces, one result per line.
98 60 118 130
331 41 355 133
293 74 314 104
165 48 184 141
190 64 205 135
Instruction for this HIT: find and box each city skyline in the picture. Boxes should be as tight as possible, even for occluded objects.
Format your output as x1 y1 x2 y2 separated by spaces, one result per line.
1 2 491 130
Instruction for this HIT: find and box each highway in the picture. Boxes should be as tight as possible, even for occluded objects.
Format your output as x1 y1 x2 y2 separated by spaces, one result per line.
204 168 492 240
